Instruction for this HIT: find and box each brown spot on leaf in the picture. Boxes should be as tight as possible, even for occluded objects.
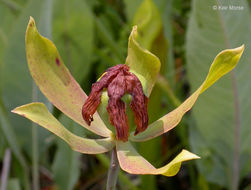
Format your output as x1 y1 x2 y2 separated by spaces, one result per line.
21 113 26 117
55 58 60 66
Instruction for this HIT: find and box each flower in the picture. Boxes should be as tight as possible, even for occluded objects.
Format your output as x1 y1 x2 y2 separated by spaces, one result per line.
12 17 244 176
82 64 148 142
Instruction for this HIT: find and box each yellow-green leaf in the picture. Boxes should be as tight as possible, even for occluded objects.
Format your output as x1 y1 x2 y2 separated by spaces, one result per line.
12 103 115 154
116 141 199 176
126 26 160 97
130 45 244 141
25 17 111 137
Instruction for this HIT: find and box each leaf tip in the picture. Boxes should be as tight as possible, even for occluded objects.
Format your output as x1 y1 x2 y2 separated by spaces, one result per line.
11 104 26 114
236 44 245 55
130 25 138 39
11 106 25 117
181 149 201 160
28 16 36 28
226 44 245 57
11 103 45 116
11 108 17 114
26 17 38 45
132 25 138 32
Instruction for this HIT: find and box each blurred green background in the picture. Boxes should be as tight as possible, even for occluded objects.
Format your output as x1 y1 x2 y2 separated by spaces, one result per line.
0 0 251 189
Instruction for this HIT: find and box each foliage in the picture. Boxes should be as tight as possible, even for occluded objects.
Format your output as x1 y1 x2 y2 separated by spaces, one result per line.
187 0 251 189
0 0 250 189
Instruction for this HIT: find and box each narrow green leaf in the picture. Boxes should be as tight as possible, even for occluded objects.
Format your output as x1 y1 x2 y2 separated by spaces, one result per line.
25 17 111 137
130 45 244 141
12 103 115 154
116 141 199 176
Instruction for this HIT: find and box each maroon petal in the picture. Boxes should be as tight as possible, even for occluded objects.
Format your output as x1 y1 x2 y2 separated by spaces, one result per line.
125 73 149 135
82 64 148 142
106 64 129 72
82 70 120 125
82 85 103 125
107 72 129 141
131 95 148 135
107 99 129 142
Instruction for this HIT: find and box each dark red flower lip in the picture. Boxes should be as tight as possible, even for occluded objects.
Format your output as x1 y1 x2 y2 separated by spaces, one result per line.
82 64 148 142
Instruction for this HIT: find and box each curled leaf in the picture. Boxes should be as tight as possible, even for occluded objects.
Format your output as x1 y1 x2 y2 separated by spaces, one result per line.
116 141 200 176
12 103 115 154
25 17 111 137
126 26 160 97
130 45 245 141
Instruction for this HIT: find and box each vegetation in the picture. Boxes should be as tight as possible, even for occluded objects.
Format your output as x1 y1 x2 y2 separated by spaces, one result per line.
0 0 250 190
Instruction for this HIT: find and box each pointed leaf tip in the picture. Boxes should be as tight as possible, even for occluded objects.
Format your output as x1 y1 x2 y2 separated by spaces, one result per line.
26 16 36 34
25 18 111 137
126 25 160 96
116 142 200 176
201 44 245 93
130 45 244 141
131 25 138 37
12 103 115 154
29 16 35 25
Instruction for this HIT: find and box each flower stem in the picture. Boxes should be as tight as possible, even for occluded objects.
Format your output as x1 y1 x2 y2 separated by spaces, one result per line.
32 82 39 190
106 147 120 190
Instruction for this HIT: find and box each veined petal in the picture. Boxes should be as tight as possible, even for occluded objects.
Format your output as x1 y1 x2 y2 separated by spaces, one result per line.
25 17 111 137
116 141 199 176
130 45 245 141
126 26 160 97
12 103 115 154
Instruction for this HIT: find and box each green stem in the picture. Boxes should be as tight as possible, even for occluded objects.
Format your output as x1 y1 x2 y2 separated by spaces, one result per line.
106 148 120 190
96 154 139 190
32 82 39 190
